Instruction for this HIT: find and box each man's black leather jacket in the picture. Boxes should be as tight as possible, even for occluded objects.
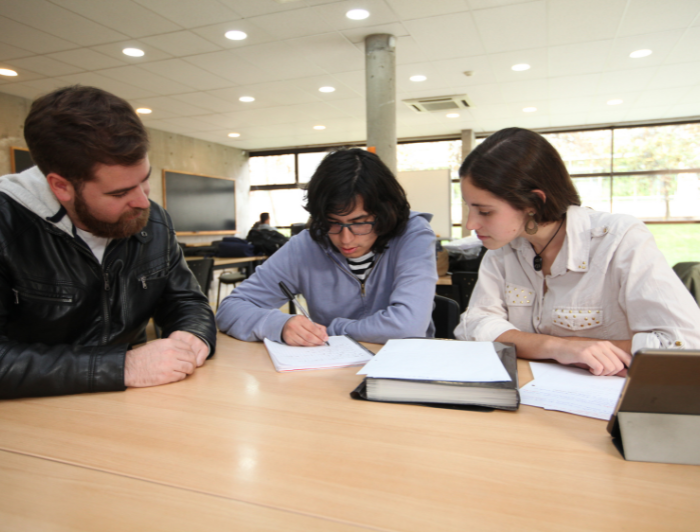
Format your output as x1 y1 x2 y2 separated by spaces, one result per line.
0 193 217 398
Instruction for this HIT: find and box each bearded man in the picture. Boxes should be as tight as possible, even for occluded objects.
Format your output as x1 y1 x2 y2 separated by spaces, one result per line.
0 85 216 398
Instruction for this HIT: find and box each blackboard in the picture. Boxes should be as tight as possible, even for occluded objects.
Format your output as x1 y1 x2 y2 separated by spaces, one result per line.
162 170 236 235
11 147 34 173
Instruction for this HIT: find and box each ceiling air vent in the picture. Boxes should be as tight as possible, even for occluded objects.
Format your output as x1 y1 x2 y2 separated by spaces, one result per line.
403 94 474 113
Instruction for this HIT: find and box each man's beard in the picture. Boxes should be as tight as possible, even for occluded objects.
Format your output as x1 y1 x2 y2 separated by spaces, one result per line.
73 190 150 239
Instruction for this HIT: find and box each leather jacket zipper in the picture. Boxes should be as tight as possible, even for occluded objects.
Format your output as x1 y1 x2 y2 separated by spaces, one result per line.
12 288 74 304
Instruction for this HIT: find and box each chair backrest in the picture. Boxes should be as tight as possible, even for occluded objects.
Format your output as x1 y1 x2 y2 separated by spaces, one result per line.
186 258 214 295
290 223 307 236
432 294 461 340
451 271 479 312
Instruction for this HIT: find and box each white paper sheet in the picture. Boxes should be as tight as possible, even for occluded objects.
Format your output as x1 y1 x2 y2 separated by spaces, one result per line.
263 336 373 372
520 362 625 420
357 339 511 382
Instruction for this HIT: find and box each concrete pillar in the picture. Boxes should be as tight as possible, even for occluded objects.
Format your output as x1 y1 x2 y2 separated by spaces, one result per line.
365 34 396 176
460 129 476 237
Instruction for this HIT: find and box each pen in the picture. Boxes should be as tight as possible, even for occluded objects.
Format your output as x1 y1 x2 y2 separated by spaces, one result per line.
279 281 329 346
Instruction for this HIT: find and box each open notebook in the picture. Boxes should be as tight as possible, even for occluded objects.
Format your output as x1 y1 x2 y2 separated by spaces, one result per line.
263 336 374 372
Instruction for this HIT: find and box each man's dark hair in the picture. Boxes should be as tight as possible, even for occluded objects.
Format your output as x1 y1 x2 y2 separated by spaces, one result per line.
459 127 580 224
260 212 270 224
24 85 149 186
305 148 410 252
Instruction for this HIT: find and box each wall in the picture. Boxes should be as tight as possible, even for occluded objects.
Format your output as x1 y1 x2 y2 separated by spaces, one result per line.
0 92 30 175
0 91 250 244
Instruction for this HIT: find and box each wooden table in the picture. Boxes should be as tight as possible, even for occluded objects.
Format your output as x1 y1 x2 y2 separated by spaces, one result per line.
1 335 699 531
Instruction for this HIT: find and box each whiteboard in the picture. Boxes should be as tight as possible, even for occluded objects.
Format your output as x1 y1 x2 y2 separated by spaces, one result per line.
397 169 452 238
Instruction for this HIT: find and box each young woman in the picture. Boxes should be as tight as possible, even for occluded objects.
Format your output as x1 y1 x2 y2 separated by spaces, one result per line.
455 127 700 376
217 148 437 346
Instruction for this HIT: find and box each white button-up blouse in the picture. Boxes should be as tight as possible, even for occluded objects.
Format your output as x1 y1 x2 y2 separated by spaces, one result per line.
455 205 700 353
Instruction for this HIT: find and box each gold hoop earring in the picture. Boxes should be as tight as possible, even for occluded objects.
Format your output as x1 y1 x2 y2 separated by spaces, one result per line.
525 213 538 235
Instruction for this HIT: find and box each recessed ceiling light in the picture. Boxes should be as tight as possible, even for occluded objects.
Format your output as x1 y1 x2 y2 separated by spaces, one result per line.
313 125 326 130
225 30 247 41
346 9 369 20
446 113 460 118
319 86 335 93
523 107 537 113
0 68 18 76
228 132 241 138
135 108 152 114
630 49 652 59
410 75 427 82
512 63 530 72
122 48 145 57
239 96 255 102
607 99 623 105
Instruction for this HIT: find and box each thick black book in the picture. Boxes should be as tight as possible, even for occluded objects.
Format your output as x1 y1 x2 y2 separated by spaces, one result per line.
351 342 519 411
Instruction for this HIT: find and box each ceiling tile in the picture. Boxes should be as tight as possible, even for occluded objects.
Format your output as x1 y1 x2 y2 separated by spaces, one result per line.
0 64 45 84
50 0 181 38
548 40 612 77
665 26 700 65
99 65 196 95
393 36 431 65
133 0 241 28
90 41 173 63
183 51 276 85
0 16 77 54
396 62 452 93
647 61 700 90
633 87 690 108
342 23 409 45
548 73 601 98
5 56 84 77
466 0 531 8
235 80 321 107
547 112 588 128
58 71 158 99
617 0 700 37
664 102 700 119
0 82 44 100
487 47 548 82
191 20 277 49
290 33 365 74
141 31 222 57
384 0 469 20
433 56 497 86
549 97 593 115
328 97 366 118
403 12 485 60
129 95 213 117
547 0 626 46
499 79 549 103
146 59 232 91
1 0 127 46
232 42 327 81
472 1 547 54
47 49 126 70
291 75 362 100
0 42 33 61
158 116 222 132
332 70 366 95
459 83 504 105
312 0 401 31
206 87 287 112
219 0 306 18
606 30 686 70
678 85 700 104
249 8 334 40
624 106 673 122
598 67 657 94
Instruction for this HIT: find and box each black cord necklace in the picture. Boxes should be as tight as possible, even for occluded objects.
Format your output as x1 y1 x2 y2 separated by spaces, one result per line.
531 219 564 272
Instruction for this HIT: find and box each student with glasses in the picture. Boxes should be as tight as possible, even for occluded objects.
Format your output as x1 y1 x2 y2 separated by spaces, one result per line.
216 148 438 345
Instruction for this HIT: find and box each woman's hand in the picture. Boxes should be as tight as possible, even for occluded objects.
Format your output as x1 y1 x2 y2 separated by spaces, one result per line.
553 338 631 376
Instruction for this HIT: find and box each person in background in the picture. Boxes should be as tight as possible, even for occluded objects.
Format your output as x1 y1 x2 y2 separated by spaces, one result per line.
0 85 216 399
455 127 700 376
217 148 437 345
251 212 276 231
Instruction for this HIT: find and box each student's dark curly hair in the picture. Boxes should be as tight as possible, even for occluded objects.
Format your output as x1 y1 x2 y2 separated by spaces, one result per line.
24 85 149 187
459 127 580 224
305 148 410 253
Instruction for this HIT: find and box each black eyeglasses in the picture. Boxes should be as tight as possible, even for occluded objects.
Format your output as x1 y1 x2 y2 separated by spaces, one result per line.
326 221 376 235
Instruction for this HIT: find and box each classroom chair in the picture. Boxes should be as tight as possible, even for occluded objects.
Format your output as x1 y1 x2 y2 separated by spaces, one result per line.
216 270 246 309
451 271 480 313
432 294 461 340
185 258 214 295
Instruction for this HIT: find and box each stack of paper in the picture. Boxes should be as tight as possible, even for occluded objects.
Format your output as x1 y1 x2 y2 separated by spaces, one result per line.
263 336 373 372
520 362 625 420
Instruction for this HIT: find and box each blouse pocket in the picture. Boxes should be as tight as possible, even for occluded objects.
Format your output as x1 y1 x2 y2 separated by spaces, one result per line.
551 306 603 332
505 283 535 307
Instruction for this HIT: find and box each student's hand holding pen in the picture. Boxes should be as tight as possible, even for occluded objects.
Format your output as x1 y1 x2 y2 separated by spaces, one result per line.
282 316 329 346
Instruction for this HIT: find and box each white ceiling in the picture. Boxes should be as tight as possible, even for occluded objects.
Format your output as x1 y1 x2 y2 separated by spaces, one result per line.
1 0 699 152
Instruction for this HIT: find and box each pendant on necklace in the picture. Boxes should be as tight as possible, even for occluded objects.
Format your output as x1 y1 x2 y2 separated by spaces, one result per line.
533 255 543 272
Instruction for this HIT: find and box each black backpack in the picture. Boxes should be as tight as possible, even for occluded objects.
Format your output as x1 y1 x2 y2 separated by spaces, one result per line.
246 229 289 256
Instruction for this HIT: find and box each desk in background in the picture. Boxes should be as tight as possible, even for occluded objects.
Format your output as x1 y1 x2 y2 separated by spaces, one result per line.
1 334 698 531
